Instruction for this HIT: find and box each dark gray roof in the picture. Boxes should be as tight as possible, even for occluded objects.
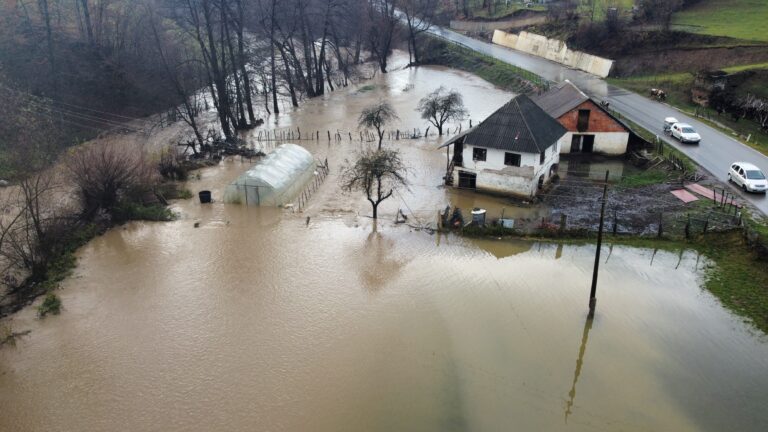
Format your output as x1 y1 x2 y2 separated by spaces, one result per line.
463 94 566 154
531 80 589 119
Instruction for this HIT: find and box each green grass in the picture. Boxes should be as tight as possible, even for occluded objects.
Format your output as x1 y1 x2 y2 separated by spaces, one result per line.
722 62 768 73
618 168 668 188
673 0 768 42
113 202 174 223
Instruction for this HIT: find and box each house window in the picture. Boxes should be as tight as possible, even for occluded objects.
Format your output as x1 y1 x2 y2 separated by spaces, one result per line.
504 152 521 167
472 147 487 162
540 150 546 164
577 109 590 132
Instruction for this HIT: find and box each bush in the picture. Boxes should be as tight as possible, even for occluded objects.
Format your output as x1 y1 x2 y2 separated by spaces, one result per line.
37 293 61 317
112 202 174 223
66 141 158 219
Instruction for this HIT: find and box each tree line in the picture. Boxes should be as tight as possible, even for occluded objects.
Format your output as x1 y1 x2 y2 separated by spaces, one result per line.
0 0 440 170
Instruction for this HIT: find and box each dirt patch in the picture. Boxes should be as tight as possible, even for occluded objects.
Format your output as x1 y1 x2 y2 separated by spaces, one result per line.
543 181 685 234
613 46 768 77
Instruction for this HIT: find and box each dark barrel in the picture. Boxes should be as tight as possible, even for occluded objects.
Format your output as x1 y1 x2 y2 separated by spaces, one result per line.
198 190 212 204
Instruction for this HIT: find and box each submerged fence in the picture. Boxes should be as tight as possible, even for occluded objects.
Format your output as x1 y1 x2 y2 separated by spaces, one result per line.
252 122 474 147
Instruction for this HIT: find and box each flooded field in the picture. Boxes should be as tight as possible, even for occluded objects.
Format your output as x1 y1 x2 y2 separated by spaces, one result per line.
2 54 768 431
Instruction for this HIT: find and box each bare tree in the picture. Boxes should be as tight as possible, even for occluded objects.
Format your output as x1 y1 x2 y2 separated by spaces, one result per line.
359 101 399 149
340 148 408 219
149 9 206 152
417 86 467 136
66 141 156 219
366 0 398 73
402 0 435 65
741 94 768 130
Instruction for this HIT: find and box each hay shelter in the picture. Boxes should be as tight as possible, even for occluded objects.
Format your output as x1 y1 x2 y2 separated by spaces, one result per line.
224 144 316 206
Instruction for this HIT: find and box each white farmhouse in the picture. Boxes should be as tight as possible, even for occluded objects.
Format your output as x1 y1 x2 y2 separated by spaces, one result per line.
442 94 567 198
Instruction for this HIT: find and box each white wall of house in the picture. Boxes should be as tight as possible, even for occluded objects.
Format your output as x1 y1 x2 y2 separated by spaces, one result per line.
454 139 563 197
560 131 629 155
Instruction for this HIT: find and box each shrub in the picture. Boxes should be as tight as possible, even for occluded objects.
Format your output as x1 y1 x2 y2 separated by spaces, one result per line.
37 293 61 317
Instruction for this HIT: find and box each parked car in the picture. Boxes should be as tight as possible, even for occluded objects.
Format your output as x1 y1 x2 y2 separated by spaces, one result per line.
729 162 767 193
670 123 701 144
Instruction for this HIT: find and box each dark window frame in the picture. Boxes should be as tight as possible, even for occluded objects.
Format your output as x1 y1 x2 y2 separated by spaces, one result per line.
577 109 591 132
472 147 487 162
540 150 546 164
504 152 521 167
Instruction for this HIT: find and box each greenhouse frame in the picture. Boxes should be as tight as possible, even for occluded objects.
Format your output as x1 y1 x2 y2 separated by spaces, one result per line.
224 144 317 206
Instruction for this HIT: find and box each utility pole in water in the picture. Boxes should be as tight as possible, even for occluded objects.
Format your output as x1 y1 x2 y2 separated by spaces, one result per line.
589 170 609 318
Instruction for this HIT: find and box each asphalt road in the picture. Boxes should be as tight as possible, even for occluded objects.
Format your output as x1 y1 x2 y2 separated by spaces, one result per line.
427 26 768 216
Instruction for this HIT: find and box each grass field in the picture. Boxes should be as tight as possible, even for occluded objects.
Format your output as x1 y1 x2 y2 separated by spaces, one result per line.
673 0 768 42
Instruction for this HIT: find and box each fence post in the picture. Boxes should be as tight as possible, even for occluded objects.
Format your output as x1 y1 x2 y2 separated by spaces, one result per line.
657 213 663 238
559 214 567 233
612 209 618 235
703 215 710 234
685 214 690 239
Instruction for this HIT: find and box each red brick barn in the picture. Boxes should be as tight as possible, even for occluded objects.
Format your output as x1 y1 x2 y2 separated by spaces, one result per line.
532 81 630 156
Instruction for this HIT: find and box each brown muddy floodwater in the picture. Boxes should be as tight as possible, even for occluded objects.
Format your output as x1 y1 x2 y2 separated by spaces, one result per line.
2 54 768 431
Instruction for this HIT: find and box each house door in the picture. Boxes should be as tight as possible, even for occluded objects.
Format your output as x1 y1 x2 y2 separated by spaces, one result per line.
571 135 595 153
582 135 595 153
571 135 581 153
457 170 477 189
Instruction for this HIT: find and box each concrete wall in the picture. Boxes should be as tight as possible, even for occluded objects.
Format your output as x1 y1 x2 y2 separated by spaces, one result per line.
492 30 614 78
449 15 546 32
454 140 562 198
560 132 629 155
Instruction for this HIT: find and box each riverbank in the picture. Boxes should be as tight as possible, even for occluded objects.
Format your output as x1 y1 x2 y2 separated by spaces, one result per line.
418 36 550 93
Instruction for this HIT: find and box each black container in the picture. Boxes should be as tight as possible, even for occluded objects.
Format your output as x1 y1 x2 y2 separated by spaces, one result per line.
198 190 212 204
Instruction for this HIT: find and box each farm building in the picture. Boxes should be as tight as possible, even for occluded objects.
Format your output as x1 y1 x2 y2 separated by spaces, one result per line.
532 80 630 155
441 94 567 198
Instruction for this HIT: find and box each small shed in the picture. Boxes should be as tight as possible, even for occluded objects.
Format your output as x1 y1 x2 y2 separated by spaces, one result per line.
224 144 316 206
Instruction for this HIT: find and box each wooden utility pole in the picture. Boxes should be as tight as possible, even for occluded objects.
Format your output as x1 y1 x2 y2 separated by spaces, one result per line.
589 170 609 318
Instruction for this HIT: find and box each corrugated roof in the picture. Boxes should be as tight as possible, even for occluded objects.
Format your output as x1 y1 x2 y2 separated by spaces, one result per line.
531 80 589 119
463 94 566 154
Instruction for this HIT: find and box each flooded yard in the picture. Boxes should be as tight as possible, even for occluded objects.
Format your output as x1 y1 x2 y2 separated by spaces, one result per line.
1 53 768 431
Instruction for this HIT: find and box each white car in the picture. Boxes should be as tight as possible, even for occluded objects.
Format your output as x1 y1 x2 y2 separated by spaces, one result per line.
729 162 767 193
670 123 701 144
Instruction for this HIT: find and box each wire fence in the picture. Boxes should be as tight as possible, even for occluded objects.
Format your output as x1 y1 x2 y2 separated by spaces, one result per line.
439 200 744 240
251 122 474 147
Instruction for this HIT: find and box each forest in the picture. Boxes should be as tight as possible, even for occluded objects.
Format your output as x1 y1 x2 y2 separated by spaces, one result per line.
0 0 440 176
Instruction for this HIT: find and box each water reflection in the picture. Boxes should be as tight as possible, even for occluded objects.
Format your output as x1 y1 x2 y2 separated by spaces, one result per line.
564 316 594 423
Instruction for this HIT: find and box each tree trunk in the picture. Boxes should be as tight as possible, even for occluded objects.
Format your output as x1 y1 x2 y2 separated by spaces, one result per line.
80 0 94 46
278 45 299 107
38 0 56 93
223 12 247 128
202 0 233 141
234 0 256 124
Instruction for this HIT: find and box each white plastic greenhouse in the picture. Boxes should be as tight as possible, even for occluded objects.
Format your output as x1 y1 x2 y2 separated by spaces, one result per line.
224 144 317 206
